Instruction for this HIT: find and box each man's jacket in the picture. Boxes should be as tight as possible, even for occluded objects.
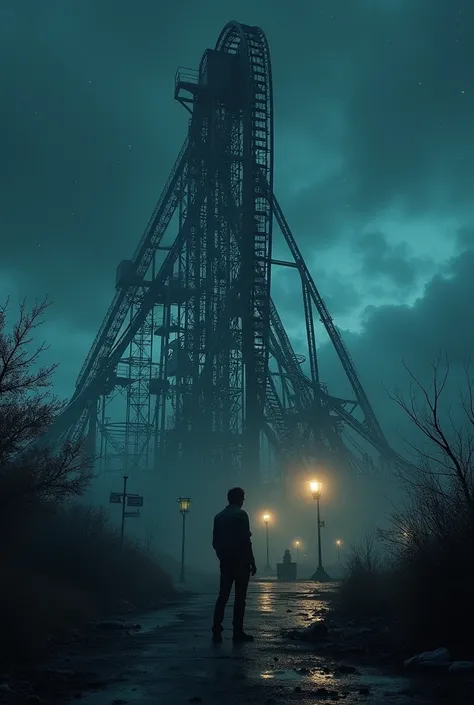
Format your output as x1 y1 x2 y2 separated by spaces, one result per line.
212 505 255 565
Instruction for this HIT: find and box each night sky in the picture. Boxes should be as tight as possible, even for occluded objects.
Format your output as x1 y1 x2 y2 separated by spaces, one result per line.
2 0 474 459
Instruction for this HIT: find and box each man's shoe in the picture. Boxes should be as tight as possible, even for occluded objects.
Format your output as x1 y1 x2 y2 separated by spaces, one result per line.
232 632 254 643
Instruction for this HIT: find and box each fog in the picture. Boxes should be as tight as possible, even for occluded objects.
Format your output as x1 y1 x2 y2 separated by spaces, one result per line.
2 1 474 581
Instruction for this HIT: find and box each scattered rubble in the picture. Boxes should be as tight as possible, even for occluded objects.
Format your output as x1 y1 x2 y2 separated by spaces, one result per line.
404 648 474 674
404 646 450 669
449 661 474 672
283 621 328 642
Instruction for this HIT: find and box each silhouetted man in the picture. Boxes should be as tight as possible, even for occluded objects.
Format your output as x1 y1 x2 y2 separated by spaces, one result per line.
212 487 256 643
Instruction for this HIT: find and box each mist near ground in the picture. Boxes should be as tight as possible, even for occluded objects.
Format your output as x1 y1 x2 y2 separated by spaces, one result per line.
1 1 474 579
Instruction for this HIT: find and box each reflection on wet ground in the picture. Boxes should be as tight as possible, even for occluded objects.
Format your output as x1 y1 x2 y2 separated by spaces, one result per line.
62 580 433 704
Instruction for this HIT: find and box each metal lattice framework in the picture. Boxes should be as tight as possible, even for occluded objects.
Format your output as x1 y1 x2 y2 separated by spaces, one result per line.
40 21 403 490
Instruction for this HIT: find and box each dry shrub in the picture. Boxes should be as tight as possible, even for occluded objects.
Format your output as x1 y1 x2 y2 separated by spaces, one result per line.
339 357 474 658
0 566 94 662
31 504 175 611
338 534 395 619
0 503 175 662
0 299 175 664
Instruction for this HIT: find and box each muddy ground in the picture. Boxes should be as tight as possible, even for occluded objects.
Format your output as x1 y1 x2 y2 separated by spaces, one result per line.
1 580 473 704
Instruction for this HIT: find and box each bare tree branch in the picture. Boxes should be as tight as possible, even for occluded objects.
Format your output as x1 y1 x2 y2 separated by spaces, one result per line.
0 298 94 513
383 356 474 568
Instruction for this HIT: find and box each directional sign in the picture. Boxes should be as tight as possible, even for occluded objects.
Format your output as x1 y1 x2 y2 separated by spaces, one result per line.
109 492 123 504
127 495 144 507
124 510 140 518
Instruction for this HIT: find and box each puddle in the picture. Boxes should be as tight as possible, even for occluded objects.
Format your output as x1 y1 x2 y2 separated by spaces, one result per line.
260 668 336 683
261 669 303 681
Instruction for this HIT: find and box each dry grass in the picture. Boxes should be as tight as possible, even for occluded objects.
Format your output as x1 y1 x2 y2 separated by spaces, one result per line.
339 508 474 657
0 504 175 663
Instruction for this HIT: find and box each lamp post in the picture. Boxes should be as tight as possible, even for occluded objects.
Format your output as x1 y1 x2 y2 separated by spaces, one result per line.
336 539 342 563
120 475 128 550
177 497 191 582
294 540 300 564
309 481 331 582
263 513 272 573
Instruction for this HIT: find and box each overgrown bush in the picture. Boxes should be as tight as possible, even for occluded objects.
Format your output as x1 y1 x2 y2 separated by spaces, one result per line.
0 503 175 662
0 300 174 663
339 357 474 658
338 534 396 619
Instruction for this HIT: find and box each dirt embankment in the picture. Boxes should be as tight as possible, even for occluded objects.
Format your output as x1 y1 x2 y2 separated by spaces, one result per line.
283 586 474 704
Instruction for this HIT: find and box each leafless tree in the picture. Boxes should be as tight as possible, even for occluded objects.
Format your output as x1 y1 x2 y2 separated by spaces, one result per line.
381 354 474 554
0 298 94 513
346 532 382 574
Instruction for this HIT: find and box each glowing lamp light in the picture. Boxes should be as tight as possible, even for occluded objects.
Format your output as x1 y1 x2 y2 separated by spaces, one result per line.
309 480 322 497
177 497 191 515
336 539 342 547
262 513 271 524
295 540 300 547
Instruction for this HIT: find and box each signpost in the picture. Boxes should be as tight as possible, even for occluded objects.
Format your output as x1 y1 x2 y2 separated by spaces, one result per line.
109 476 144 549
127 495 144 508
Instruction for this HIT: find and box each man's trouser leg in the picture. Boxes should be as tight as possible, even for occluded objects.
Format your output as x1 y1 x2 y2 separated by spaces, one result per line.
233 566 250 635
213 564 234 633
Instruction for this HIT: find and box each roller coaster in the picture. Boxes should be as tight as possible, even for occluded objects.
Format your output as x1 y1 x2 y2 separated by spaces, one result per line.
40 21 402 494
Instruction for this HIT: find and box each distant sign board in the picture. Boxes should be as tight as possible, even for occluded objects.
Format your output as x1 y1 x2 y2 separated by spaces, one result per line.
124 510 140 518
127 495 144 507
109 492 123 504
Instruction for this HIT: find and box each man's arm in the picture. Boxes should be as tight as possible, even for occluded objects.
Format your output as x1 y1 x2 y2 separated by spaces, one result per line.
212 517 221 558
242 511 257 574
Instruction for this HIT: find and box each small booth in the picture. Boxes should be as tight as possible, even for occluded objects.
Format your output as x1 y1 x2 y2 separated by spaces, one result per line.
277 550 297 582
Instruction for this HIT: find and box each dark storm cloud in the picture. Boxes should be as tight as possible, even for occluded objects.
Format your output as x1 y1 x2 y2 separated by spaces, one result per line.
322 280 362 318
1 0 473 336
456 225 474 250
276 174 351 251
273 266 361 321
276 0 474 239
359 248 474 368
316 245 474 447
344 1 474 219
353 232 421 288
0 0 191 327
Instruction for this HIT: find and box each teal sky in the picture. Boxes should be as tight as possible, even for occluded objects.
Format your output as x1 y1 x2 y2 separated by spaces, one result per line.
1 0 474 449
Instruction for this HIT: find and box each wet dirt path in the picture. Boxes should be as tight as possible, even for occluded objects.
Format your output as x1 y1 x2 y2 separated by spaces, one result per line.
53 580 432 705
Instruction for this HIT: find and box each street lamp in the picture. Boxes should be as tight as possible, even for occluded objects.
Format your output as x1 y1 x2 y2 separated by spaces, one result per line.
263 513 272 573
294 540 301 564
177 497 191 582
309 480 331 582
336 539 342 562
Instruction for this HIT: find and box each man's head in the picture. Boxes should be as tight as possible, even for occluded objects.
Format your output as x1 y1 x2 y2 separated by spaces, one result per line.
227 487 245 507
